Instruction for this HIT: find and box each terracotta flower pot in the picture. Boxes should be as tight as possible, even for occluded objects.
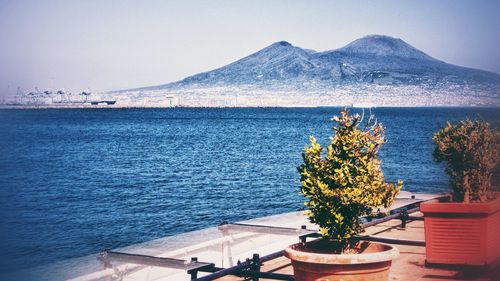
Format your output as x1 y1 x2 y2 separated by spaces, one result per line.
284 240 399 281
420 195 500 266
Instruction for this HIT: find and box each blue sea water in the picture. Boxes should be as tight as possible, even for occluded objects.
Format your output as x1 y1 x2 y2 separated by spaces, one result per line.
0 107 498 272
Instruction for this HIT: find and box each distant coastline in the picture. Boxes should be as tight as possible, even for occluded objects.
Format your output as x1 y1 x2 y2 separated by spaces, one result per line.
1 103 499 109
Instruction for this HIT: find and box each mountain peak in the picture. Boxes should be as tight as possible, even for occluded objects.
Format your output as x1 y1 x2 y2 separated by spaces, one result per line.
274 41 292 47
339 34 434 60
358 34 402 42
343 35 406 49
251 40 296 55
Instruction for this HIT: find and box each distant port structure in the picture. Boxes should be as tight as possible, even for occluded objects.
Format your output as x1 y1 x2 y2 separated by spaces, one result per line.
1 87 116 107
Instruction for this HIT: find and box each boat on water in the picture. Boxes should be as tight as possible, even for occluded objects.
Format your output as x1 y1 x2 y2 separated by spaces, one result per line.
90 100 116 105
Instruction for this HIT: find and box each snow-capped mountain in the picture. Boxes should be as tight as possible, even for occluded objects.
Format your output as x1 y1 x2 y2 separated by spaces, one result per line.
109 35 500 107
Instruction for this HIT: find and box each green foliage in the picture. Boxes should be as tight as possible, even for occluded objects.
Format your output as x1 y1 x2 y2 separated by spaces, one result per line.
433 120 500 203
298 109 402 248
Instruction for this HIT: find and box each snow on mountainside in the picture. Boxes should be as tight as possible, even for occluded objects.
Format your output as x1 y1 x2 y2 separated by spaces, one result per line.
109 35 500 107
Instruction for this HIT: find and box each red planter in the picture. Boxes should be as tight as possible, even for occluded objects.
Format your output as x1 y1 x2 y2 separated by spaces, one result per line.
284 240 399 281
420 196 500 266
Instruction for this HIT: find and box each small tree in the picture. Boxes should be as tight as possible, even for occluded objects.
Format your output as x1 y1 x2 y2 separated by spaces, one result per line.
433 120 500 203
298 109 402 251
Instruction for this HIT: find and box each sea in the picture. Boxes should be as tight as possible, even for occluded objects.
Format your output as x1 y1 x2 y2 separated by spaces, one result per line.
0 107 499 273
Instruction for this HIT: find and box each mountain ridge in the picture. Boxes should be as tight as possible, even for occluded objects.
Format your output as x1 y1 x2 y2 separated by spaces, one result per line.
106 35 499 107
116 34 500 94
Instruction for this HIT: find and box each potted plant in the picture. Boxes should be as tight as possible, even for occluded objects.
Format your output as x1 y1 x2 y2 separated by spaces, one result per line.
420 120 500 266
285 109 402 281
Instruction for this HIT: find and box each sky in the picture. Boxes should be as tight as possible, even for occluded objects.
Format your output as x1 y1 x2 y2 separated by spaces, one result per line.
0 0 499 95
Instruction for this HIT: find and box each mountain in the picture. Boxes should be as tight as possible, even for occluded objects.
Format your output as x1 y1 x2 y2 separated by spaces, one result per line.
110 35 500 107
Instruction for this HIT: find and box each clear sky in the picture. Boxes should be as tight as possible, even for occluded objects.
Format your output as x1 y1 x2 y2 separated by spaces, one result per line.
0 0 499 95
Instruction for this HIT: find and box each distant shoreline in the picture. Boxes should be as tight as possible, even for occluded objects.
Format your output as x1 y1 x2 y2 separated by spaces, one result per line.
1 104 499 109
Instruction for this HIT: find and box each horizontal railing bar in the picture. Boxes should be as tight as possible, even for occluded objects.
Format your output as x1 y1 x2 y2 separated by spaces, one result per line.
363 205 421 228
219 222 317 236
100 251 214 271
197 265 294 280
192 261 250 281
363 212 406 228
354 235 426 247
407 216 424 221
385 195 448 215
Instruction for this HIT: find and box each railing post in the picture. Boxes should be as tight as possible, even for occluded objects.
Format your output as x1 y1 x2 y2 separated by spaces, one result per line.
400 210 409 228
251 253 260 281
300 225 307 243
189 257 198 280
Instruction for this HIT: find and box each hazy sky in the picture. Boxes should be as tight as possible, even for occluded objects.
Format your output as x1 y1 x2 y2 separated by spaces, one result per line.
0 0 499 95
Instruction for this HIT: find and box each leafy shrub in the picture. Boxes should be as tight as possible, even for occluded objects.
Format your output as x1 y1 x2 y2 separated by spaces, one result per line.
298 109 402 249
433 120 500 203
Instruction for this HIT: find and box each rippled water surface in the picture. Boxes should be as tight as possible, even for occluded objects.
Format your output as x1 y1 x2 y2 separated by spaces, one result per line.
0 107 498 271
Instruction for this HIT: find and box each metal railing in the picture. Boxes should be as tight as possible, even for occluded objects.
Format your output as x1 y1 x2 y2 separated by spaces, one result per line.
96 195 447 281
